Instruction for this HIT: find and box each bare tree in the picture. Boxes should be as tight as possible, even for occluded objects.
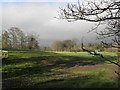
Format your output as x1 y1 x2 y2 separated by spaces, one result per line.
8 27 26 49
59 0 120 46
2 31 9 49
59 0 120 75
59 0 120 22
27 33 39 50
8 27 18 49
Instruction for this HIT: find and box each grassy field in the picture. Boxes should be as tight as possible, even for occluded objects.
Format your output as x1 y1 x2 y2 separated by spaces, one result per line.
2 51 119 88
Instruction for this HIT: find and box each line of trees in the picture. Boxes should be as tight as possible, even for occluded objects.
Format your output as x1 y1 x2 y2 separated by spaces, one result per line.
50 40 106 52
40 40 110 52
51 39 80 52
2 27 39 50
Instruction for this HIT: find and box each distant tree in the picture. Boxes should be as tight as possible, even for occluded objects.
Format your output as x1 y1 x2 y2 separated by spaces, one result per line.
8 27 18 49
51 39 79 51
2 27 40 50
2 31 9 49
83 43 104 51
52 40 63 51
0 35 2 49
62 40 77 51
8 27 25 49
16 29 26 49
27 33 39 50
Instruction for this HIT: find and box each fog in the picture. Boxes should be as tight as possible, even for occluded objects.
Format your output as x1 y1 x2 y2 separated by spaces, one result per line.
2 1 102 46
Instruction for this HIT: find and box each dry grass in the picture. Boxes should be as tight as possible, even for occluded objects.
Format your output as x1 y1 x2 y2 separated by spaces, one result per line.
69 64 118 80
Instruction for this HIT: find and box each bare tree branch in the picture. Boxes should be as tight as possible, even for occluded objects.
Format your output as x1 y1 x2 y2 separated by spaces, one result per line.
81 37 120 67
59 0 120 76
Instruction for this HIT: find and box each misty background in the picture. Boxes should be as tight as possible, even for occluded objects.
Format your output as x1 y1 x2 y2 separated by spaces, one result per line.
1 1 104 47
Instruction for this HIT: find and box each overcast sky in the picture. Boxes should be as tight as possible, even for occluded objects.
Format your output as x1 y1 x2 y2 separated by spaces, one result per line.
1 0 101 46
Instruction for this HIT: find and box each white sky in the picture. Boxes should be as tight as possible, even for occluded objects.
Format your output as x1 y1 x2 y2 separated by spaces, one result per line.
1 1 99 46
1 0 79 2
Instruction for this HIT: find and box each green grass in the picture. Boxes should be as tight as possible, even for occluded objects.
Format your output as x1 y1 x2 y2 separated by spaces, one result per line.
2 51 119 88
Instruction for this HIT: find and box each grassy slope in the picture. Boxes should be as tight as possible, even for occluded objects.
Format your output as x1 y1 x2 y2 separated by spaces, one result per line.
2 51 119 88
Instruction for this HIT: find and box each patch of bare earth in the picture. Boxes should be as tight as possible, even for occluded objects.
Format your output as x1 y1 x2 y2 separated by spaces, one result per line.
69 64 118 80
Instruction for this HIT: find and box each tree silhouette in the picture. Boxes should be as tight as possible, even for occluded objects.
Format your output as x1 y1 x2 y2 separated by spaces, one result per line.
59 0 120 76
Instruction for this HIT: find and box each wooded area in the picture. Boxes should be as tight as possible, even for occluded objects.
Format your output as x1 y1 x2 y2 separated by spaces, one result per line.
2 27 39 50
